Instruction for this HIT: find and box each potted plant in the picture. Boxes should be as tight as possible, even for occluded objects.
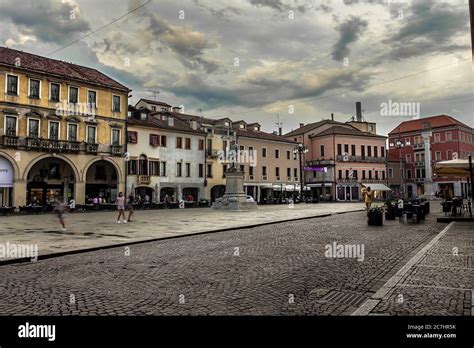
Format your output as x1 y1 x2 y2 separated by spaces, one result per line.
368 205 384 226
384 199 397 220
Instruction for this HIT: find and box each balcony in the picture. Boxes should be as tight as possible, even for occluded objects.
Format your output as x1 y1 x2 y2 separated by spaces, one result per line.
413 143 424 151
137 175 151 185
110 144 123 156
206 149 219 158
415 161 425 167
415 178 425 183
336 155 386 163
1 135 19 147
22 137 81 153
306 159 335 166
85 143 99 154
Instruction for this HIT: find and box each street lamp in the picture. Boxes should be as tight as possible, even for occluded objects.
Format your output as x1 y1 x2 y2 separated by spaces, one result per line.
293 143 309 202
395 137 410 196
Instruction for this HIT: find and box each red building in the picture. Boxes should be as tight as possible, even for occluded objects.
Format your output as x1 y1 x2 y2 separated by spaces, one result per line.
387 115 474 198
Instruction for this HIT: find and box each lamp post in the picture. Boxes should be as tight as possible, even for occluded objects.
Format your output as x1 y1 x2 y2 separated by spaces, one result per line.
293 143 309 202
395 138 410 197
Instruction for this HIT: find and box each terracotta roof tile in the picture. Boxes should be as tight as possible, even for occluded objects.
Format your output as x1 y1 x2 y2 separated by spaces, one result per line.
0 46 129 91
236 128 297 144
388 115 472 135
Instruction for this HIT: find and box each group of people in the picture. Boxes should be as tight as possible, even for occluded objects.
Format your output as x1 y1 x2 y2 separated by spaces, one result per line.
116 192 135 224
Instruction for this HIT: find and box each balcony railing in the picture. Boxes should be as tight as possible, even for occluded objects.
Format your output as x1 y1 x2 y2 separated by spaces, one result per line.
336 155 386 163
415 161 425 167
110 144 123 156
306 159 335 166
25 137 81 153
415 178 425 183
85 143 99 154
137 175 151 185
413 143 424 150
1 135 19 147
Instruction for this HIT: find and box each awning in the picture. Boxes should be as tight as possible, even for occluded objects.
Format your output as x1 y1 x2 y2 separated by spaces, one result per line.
307 183 321 187
434 159 471 177
259 184 273 189
273 184 285 191
361 183 391 191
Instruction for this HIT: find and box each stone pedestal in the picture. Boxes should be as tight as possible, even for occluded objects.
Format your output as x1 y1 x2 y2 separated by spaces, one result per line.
212 170 258 211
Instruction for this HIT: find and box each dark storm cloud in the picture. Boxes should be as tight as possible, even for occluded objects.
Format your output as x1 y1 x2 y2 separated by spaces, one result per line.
386 0 469 60
249 0 285 11
0 0 90 45
331 16 368 61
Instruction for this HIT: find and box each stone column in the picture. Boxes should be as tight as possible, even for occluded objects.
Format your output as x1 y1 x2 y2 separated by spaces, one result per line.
422 130 434 198
13 180 27 208
75 181 86 204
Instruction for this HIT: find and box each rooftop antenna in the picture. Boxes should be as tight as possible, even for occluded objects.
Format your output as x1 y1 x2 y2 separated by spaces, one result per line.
147 89 160 101
197 108 203 116
276 113 283 136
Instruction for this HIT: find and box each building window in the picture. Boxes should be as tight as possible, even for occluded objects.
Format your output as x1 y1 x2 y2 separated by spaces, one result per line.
446 131 452 141
199 164 204 178
382 171 385 180
361 145 365 157
150 134 160 147
50 83 60 102
112 95 121 112
275 149 280 158
374 146 378 157
344 144 349 153
388 168 393 178
351 144 356 156
88 90 97 109
262 166 267 176
338 170 342 179
6 75 19 95
435 151 441 161
199 139 204 150
406 154 411 163
176 137 183 148
127 160 137 175
367 146 372 157
185 138 191 149
294 168 297 178
275 167 280 177
368 170 372 179
375 171 379 180
127 131 138 144
434 133 440 143
161 135 167 147
28 79 41 99
87 126 97 144
176 163 182 177
67 123 78 141
362 170 366 179
138 155 148 175
345 170 349 179
337 144 342 156
207 164 213 178
381 147 385 158
160 162 167 176
353 170 358 179
185 163 191 177
206 139 212 151
111 128 121 145
69 86 78 104
406 169 412 179
287 150 291 159
28 119 40 138
262 148 267 157
321 145 325 157
249 166 254 176
149 161 160 176
48 121 60 140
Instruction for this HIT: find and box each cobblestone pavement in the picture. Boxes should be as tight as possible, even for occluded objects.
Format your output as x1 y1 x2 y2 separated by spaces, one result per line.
0 203 363 261
370 222 473 316
1 205 469 316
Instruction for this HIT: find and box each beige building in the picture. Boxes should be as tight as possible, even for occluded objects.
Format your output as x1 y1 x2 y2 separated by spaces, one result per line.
0 46 130 208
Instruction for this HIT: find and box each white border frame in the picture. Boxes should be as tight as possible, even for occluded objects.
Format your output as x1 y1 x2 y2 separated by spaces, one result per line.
49 81 62 102
27 117 41 137
87 88 98 109
3 115 18 136
68 85 80 104
47 120 61 140
112 94 121 113
86 125 98 144
28 78 42 99
5 73 20 96
66 122 78 141
110 127 121 146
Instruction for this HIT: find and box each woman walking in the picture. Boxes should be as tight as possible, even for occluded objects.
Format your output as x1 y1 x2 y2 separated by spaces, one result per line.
127 192 135 222
116 192 126 224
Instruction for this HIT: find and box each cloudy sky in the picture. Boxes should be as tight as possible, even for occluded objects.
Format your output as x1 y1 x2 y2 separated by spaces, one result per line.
0 0 472 135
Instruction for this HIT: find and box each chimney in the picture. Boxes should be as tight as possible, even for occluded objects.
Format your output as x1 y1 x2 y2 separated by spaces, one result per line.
168 117 174 127
278 126 282 136
356 102 362 121
299 123 304 128
172 106 182 113
331 113 334 121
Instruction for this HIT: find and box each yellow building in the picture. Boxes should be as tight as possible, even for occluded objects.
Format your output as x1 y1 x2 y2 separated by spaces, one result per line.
0 46 130 208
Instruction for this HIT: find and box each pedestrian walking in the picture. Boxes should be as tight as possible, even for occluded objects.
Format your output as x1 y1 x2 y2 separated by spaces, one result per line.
116 192 126 224
53 199 68 231
364 187 374 210
127 192 135 222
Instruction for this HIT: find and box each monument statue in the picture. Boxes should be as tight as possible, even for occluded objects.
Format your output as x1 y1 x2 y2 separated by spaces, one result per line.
228 143 239 171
